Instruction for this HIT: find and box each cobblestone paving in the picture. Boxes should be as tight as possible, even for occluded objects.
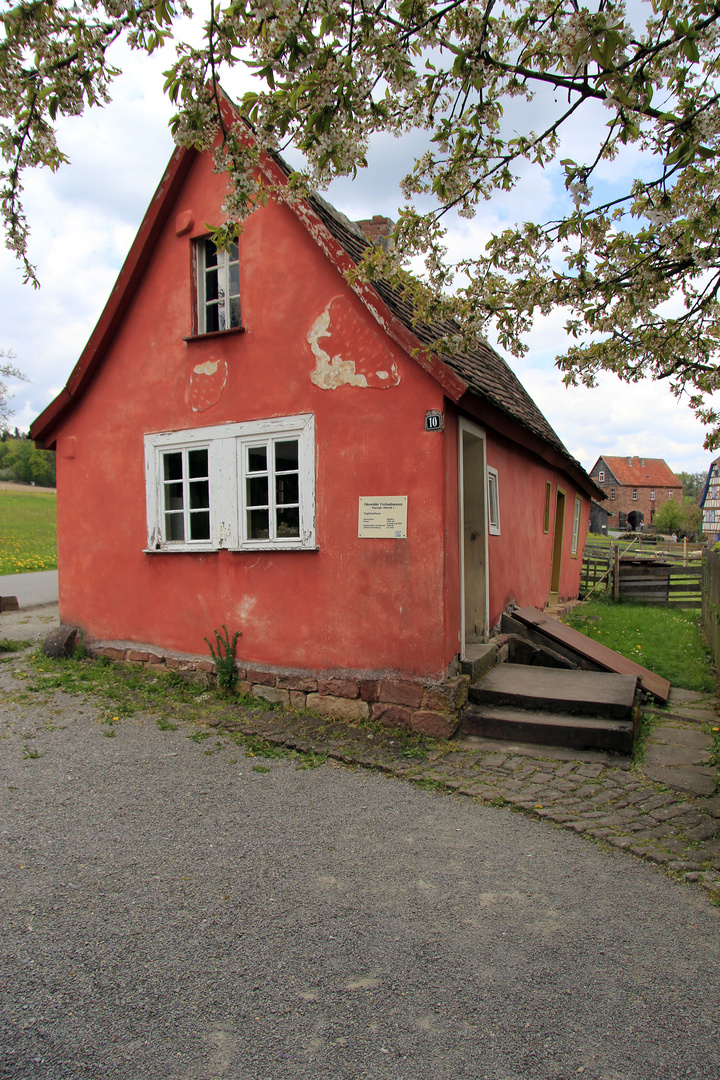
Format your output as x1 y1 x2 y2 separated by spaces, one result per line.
208 706 720 901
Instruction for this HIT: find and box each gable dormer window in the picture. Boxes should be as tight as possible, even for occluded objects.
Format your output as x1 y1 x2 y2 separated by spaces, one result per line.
197 238 241 333
598 470 605 482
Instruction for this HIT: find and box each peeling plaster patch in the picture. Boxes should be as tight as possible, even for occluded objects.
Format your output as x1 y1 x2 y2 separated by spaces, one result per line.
237 595 258 620
308 297 401 390
188 356 228 412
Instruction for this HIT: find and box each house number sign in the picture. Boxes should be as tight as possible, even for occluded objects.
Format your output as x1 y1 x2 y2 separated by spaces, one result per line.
358 497 408 538
425 410 444 431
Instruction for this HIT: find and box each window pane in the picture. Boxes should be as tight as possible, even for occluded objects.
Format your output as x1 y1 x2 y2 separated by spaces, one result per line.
229 241 239 262
205 303 219 334
190 510 210 540
217 294 227 332
247 476 268 507
188 448 208 479
275 440 298 472
276 473 299 505
229 296 242 328
247 446 267 472
163 452 183 482
204 239 218 267
276 506 300 538
164 482 184 512
205 266 219 302
248 509 269 539
189 480 209 510
229 261 240 296
165 512 185 542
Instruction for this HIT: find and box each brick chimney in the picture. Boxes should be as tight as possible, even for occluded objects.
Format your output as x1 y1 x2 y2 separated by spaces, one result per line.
356 214 395 246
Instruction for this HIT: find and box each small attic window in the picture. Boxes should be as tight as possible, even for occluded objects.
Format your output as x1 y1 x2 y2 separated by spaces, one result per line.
197 238 241 333
487 467 500 535
598 469 605 482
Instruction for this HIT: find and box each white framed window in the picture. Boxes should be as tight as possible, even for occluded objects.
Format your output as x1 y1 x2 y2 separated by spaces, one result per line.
632 488 638 500
487 467 500 535
598 469 605 482
571 496 582 557
668 490 673 500
650 489 655 500
610 488 615 500
197 237 241 333
144 414 315 552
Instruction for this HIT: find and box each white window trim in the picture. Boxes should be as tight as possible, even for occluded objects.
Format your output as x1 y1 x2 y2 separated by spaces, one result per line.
487 467 500 535
598 470 605 483
571 496 582 557
144 414 315 553
196 238 241 334
632 488 638 500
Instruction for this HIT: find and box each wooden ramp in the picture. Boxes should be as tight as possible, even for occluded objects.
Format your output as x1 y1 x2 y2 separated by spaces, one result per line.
509 607 671 703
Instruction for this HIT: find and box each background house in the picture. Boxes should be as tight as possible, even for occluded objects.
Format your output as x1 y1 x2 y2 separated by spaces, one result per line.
700 457 720 542
589 456 682 530
30 100 600 728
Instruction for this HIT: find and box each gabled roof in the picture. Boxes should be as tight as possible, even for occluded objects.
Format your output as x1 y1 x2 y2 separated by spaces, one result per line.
700 455 720 507
30 92 599 499
596 457 682 489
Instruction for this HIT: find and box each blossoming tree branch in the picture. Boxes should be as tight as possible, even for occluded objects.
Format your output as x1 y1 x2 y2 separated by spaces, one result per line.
4 0 720 441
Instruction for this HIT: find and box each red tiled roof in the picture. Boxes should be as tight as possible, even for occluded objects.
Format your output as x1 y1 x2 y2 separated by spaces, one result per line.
600 457 682 488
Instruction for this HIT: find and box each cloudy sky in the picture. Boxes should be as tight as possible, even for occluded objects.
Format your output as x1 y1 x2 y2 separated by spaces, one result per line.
0 30 714 479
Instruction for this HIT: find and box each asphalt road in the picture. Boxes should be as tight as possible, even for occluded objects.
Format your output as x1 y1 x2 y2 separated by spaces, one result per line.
2 657 720 1080
0 571 58 608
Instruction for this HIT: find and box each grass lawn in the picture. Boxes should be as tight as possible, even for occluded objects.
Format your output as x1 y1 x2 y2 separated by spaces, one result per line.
562 597 716 692
0 489 57 575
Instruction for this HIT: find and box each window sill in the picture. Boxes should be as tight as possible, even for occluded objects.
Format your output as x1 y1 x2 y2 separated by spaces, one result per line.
183 326 246 343
143 544 319 554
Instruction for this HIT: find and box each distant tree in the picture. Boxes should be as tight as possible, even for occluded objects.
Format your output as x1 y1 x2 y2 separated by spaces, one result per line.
0 435 55 487
653 500 685 535
677 471 707 501
0 349 27 427
682 500 703 540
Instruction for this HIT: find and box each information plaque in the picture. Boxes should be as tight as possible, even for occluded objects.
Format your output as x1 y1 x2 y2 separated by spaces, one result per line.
358 497 408 538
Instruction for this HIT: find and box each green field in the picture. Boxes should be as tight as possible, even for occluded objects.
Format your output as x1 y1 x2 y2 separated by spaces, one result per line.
0 489 57 575
562 597 716 692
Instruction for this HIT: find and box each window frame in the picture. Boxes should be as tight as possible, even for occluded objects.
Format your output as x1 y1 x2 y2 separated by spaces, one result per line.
632 488 638 501
650 489 655 501
487 467 501 535
610 488 616 500
598 469 605 483
668 490 674 500
571 496 582 557
144 414 315 553
543 481 552 534
195 237 242 335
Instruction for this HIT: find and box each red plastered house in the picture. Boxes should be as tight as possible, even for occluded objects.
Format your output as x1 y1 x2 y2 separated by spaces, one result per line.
31 98 601 734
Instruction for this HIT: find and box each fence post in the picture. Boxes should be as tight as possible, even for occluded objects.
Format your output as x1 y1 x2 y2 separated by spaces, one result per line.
613 545 620 602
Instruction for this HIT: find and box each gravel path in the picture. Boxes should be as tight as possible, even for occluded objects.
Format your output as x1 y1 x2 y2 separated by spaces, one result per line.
2 658 720 1080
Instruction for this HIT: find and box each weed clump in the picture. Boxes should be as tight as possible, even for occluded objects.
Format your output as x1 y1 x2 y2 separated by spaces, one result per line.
204 624 241 694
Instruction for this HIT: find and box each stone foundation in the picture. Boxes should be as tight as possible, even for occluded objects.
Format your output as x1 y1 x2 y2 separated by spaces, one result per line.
86 642 469 738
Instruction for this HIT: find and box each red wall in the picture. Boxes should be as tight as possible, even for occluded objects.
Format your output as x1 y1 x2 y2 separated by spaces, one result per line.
485 430 588 625
52 152 457 679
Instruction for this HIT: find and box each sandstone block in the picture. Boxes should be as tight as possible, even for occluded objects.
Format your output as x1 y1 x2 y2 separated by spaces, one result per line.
378 679 423 708
236 679 252 696
165 657 180 669
371 703 412 729
317 678 360 699
410 710 460 739
360 679 380 703
422 675 469 712
277 675 318 692
289 690 307 710
196 659 216 674
126 650 150 663
306 694 370 722
248 670 275 686
252 685 289 707
100 647 126 661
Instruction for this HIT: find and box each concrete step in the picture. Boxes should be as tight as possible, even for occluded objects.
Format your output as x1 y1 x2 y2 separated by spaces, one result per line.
469 663 638 720
461 705 634 754
460 642 497 682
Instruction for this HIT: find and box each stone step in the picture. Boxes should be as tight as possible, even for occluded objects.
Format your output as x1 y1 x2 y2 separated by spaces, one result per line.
460 642 497 683
461 704 634 754
469 663 638 720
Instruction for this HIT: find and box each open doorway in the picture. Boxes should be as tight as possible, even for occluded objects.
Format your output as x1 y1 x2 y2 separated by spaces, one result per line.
458 418 489 656
549 487 566 604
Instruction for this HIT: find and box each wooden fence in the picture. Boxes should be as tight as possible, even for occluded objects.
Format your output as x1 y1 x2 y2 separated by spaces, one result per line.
702 549 720 672
580 540 704 607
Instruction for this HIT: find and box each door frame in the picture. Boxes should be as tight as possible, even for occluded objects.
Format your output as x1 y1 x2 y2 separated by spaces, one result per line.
549 485 566 597
458 417 490 658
